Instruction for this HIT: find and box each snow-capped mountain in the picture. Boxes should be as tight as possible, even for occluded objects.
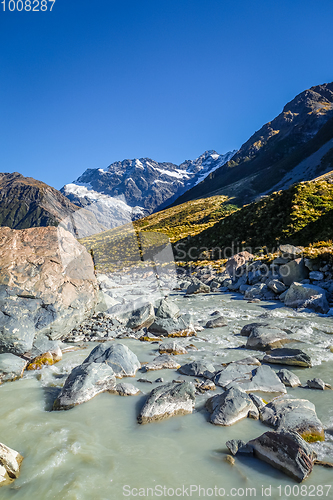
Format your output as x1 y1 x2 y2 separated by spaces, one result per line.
61 150 236 230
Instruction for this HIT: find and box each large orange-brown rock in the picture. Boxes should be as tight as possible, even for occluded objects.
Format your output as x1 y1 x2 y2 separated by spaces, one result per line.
0 226 99 354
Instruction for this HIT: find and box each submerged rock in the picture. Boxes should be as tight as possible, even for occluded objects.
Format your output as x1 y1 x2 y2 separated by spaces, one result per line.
205 386 259 426
0 353 27 383
137 381 195 424
83 342 141 378
53 362 116 410
143 354 181 372
277 369 301 388
259 397 325 442
263 348 312 367
0 442 23 487
247 430 315 482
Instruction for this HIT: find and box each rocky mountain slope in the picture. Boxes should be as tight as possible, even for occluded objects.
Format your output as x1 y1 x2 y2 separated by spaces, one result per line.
174 176 333 262
171 82 333 207
61 150 236 228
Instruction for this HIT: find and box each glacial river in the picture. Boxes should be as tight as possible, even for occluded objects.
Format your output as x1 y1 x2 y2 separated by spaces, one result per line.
1 292 333 500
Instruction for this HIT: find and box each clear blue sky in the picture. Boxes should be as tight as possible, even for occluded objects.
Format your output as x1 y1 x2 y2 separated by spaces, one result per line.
1 0 333 189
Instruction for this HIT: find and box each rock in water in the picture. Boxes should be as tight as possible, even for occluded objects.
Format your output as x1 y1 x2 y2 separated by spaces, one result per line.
178 360 215 379
115 382 140 396
143 354 181 372
205 387 259 426
83 342 141 378
263 348 312 367
259 397 325 442
0 226 99 354
0 442 23 487
205 315 227 328
0 354 27 383
155 298 180 319
137 381 195 424
185 279 210 295
307 378 327 390
159 341 188 355
284 282 329 314
53 362 116 410
229 365 287 394
247 430 315 482
245 325 291 351
277 369 301 387
125 302 155 331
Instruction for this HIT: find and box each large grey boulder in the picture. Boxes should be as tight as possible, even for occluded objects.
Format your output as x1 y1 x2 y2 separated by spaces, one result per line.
259 397 325 442
185 279 210 295
0 353 27 383
115 382 140 396
148 314 194 337
125 302 155 331
267 279 287 294
205 386 259 426
284 282 329 314
245 325 291 351
225 251 254 277
214 363 256 389
246 430 315 482
231 365 286 394
0 442 23 487
280 258 309 286
244 283 268 300
0 227 99 355
178 360 216 379
155 298 180 319
240 322 268 337
137 381 195 424
83 342 141 378
277 369 301 387
205 315 227 328
53 362 117 410
159 340 188 355
263 348 312 367
143 354 181 372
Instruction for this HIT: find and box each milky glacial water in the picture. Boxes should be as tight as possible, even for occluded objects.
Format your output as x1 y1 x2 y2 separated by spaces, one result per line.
1 292 333 500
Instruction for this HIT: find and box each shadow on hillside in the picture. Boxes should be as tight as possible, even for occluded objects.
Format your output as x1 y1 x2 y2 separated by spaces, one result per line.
288 208 333 246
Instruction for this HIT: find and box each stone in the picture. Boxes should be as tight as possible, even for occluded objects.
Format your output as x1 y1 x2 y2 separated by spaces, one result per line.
83 342 141 378
143 354 181 372
214 363 255 389
125 302 155 331
115 382 140 396
280 258 309 287
245 325 291 351
0 227 99 354
232 365 287 394
195 379 216 392
31 338 62 362
259 397 325 442
137 381 195 424
27 351 55 370
148 315 194 337
267 279 287 294
205 386 259 426
309 271 324 281
225 251 254 277
277 369 301 387
159 341 188 355
178 360 216 379
284 282 329 314
279 244 302 259
0 353 27 383
224 455 235 465
226 439 247 456
307 378 326 390
247 430 315 482
244 283 268 300
185 279 210 295
240 322 268 337
0 442 23 487
155 298 180 319
53 362 117 410
263 348 312 367
205 315 227 328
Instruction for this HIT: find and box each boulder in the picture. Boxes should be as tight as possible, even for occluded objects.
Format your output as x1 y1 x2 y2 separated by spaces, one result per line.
246 430 315 482
30 338 62 361
0 353 27 383
240 322 268 337
155 298 180 319
214 363 255 389
185 279 210 295
27 352 57 371
284 282 329 314
205 315 227 328
0 442 23 487
0 226 99 355
137 381 195 424
115 382 140 396
159 341 188 355
205 386 259 426
244 283 268 300
307 378 326 390
143 354 181 372
309 271 324 281
263 348 312 367
226 439 248 456
267 279 287 294
277 369 301 387
125 302 155 331
232 365 286 394
245 325 291 351
280 258 309 287
259 397 325 442
178 360 216 379
53 362 117 410
225 251 254 277
148 315 195 337
83 342 141 378
279 244 302 259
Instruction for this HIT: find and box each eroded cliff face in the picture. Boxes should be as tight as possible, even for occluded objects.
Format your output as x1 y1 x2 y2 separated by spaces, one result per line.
0 226 100 354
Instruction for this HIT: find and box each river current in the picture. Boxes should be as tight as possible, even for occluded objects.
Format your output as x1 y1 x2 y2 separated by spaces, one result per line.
1 291 333 500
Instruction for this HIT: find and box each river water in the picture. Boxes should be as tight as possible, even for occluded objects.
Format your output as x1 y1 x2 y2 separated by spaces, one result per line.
1 291 333 500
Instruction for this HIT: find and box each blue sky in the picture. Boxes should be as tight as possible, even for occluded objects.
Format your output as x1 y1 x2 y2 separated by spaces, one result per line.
1 0 333 189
